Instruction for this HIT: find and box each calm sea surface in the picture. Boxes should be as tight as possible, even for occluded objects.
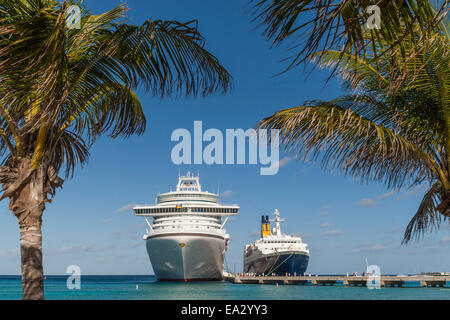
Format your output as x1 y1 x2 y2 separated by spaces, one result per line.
0 275 449 300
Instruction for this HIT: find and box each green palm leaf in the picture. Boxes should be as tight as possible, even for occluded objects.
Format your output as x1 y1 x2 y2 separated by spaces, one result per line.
257 29 449 242
0 0 232 299
250 0 448 88
258 99 435 189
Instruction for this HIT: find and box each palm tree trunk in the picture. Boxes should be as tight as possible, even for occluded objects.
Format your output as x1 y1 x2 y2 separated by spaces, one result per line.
7 159 47 300
19 219 44 300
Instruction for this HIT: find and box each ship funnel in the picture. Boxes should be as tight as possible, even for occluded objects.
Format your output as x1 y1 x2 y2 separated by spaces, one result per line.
261 215 271 238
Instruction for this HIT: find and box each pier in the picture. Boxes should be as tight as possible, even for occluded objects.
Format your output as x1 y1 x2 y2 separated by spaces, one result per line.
222 273 449 288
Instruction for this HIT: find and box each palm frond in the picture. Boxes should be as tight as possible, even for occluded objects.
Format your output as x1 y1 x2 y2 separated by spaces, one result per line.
258 100 436 189
59 82 146 142
50 129 89 178
402 182 442 243
311 50 388 93
250 0 448 85
0 0 232 179
107 19 232 97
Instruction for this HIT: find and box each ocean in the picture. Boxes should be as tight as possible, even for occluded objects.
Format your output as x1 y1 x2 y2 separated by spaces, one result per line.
0 275 449 300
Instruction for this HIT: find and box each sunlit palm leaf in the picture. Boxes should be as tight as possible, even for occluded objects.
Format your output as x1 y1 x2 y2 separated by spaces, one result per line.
402 183 442 243
258 100 435 189
250 0 448 88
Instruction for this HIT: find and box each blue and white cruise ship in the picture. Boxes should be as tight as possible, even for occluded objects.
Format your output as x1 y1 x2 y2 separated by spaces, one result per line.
133 172 239 281
243 209 309 276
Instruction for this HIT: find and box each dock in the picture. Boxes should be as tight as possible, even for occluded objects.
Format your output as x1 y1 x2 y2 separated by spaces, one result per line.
222 273 449 288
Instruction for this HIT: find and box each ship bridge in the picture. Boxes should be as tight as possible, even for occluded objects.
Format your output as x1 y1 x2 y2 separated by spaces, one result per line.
176 172 202 192
133 172 239 217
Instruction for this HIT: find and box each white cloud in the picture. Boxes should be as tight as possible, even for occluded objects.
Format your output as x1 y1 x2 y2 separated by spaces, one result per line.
221 190 235 199
0 247 19 258
250 230 260 237
319 229 344 236
440 235 450 244
357 189 419 208
269 156 295 172
396 186 426 200
319 222 332 229
318 205 332 217
112 223 146 237
128 241 142 248
358 198 377 208
278 156 294 168
48 244 119 255
99 218 112 224
115 204 138 214
353 243 389 253
376 226 402 234
377 190 396 200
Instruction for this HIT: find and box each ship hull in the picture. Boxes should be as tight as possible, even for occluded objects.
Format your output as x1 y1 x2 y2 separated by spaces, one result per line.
146 233 226 281
244 251 309 276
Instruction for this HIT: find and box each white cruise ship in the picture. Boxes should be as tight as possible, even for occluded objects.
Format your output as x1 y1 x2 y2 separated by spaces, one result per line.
133 172 239 281
244 209 309 276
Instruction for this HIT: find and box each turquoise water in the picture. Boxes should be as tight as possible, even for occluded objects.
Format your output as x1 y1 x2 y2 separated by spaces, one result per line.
0 275 449 300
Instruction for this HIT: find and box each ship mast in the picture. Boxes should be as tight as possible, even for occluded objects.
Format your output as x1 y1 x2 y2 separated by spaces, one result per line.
273 209 285 236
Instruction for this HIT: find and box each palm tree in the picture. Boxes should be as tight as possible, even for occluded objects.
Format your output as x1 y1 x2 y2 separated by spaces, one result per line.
250 0 448 90
257 26 449 243
0 0 231 299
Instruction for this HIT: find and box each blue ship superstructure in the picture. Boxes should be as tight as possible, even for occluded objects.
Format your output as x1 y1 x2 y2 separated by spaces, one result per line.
243 210 309 276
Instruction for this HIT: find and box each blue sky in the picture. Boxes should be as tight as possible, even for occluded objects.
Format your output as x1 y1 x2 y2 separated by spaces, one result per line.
0 0 449 275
